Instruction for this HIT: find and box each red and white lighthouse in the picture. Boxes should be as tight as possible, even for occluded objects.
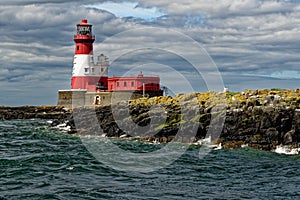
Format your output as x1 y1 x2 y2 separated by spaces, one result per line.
58 19 163 107
71 19 108 91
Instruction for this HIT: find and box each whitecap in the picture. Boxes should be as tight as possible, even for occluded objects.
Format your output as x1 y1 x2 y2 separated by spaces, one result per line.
66 166 74 170
194 136 211 146
194 136 222 150
56 123 67 127
120 134 129 138
211 143 222 150
274 145 300 155
60 126 71 132
53 121 71 132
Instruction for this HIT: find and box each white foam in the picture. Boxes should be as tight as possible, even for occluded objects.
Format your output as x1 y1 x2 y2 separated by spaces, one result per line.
62 107 69 112
66 166 74 170
194 136 222 150
57 123 67 127
211 143 222 150
60 126 71 132
120 134 129 138
54 122 71 132
274 145 300 155
194 136 211 146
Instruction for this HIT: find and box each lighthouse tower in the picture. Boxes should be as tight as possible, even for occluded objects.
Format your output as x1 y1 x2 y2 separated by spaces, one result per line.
58 19 162 108
71 19 108 91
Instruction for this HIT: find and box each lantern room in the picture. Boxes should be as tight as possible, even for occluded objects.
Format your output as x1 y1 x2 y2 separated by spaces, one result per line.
74 19 95 55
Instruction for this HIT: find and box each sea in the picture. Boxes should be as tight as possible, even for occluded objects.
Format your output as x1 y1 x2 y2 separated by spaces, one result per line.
0 119 299 199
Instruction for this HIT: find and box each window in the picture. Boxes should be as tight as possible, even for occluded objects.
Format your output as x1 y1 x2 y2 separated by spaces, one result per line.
91 68 95 73
117 82 120 87
78 26 91 35
84 68 89 73
77 46 79 51
124 82 127 87
131 81 134 87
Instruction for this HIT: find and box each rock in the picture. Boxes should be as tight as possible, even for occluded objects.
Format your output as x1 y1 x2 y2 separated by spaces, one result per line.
2 89 300 152
0 106 71 120
283 130 295 145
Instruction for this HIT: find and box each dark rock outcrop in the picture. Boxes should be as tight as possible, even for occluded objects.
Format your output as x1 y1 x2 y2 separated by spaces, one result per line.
0 106 71 120
1 89 300 152
62 103 299 151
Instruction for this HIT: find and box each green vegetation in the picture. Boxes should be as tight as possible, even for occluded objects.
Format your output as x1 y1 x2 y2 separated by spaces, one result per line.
270 88 284 91
226 91 240 98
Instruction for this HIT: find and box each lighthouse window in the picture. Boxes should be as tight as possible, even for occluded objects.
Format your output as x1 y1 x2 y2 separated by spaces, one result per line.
131 81 134 87
77 26 91 35
124 82 127 87
117 82 120 87
84 68 89 73
77 46 79 51
91 68 95 73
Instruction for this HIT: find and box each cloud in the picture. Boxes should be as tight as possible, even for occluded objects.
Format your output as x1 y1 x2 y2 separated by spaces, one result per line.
85 2 165 20
138 0 297 17
270 70 300 79
0 0 109 6
0 2 137 105
0 0 300 105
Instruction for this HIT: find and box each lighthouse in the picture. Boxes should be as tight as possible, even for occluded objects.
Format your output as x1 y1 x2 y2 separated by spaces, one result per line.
58 19 162 108
71 19 108 91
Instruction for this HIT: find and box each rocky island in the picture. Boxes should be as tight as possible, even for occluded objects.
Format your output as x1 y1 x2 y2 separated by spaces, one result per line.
1 89 300 153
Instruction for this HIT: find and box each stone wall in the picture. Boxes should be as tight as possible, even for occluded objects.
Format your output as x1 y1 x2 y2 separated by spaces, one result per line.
57 90 86 109
57 90 163 109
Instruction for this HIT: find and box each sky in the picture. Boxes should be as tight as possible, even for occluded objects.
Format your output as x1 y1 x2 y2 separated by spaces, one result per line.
0 0 300 106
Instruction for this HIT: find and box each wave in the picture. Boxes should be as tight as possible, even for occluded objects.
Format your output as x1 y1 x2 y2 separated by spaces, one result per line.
51 121 71 132
193 136 222 150
273 145 300 155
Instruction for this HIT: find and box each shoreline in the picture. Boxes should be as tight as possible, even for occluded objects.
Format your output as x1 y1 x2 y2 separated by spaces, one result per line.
1 89 300 154
0 106 72 120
